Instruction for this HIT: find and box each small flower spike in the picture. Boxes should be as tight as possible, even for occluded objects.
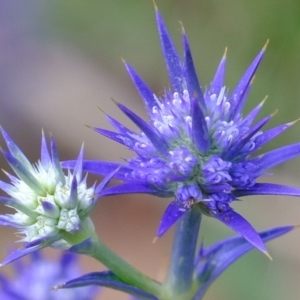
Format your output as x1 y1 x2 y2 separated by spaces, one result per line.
0 250 98 300
63 8 300 254
0 128 114 266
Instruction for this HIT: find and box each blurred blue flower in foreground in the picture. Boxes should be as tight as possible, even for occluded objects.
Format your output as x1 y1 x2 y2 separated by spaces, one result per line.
0 250 98 300
0 128 115 266
63 6 300 255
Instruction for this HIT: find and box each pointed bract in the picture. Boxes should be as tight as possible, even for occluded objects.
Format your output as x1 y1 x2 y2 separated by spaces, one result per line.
256 142 300 173
1 149 45 195
233 183 300 197
191 96 210 154
100 183 172 198
105 114 136 135
124 62 158 113
56 270 157 300
156 201 188 237
230 42 268 117
155 8 183 93
194 225 294 299
116 102 169 154
214 210 268 255
1 234 59 267
62 160 130 180
95 167 121 195
0 127 33 172
40 130 52 169
211 49 227 94
94 127 137 148
182 32 206 112
224 113 273 160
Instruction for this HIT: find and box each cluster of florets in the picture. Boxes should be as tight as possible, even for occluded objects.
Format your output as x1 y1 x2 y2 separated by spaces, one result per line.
122 85 264 216
65 7 300 253
0 128 95 248
0 127 120 266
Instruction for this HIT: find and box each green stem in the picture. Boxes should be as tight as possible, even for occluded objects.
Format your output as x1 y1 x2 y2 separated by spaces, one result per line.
163 206 202 299
81 236 161 297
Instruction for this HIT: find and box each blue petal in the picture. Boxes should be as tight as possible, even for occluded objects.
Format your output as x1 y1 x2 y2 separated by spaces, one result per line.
50 136 65 184
1 149 45 195
93 127 136 148
124 61 157 113
40 130 52 169
0 179 18 197
233 183 300 197
94 167 121 195
253 120 296 151
224 114 273 160
156 201 188 237
116 102 169 153
0 127 33 172
230 42 268 118
105 114 136 135
0 234 59 266
239 98 266 128
255 142 300 173
0 196 38 218
190 92 210 154
73 144 84 183
211 49 227 95
56 270 158 300
0 215 24 227
100 183 172 198
62 160 129 181
213 209 268 255
182 31 206 112
155 6 183 93
193 225 294 299
67 176 78 209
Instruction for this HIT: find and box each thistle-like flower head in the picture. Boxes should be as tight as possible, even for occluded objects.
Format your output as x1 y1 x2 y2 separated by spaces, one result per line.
0 128 114 265
63 7 300 254
0 250 98 300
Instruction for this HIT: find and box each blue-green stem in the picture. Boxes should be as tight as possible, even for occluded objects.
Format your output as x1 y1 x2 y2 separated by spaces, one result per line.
162 206 202 299
83 236 162 297
69 218 161 297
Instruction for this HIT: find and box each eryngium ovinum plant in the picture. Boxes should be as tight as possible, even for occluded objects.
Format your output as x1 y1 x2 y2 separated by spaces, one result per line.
1 3 300 300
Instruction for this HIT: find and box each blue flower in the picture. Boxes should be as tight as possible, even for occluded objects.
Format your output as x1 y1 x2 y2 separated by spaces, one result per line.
0 250 98 300
63 7 300 254
0 128 115 265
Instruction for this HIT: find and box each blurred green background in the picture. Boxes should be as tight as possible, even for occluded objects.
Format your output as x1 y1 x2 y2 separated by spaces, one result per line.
0 0 300 299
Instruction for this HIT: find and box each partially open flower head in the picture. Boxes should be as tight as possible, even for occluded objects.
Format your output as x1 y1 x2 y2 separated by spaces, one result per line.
0 128 113 265
63 7 300 254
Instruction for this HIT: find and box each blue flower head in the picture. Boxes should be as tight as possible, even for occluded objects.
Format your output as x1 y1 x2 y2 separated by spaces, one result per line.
0 128 115 266
64 6 300 254
0 250 98 300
